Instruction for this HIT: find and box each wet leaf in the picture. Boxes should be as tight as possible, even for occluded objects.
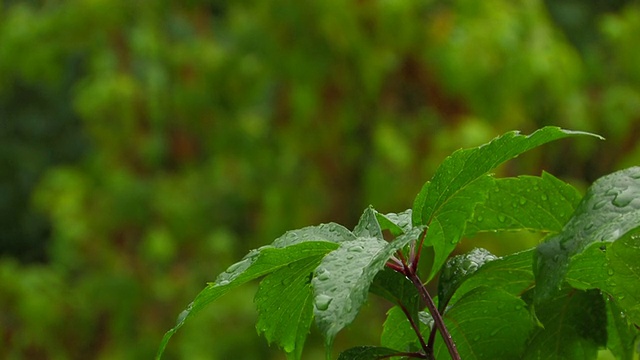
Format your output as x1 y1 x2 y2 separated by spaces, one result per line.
535 167 640 302
466 172 581 236
437 248 498 312
312 228 424 351
375 209 413 236
156 223 353 359
434 287 533 360
523 289 606 360
381 306 432 355
412 127 601 279
354 206 384 239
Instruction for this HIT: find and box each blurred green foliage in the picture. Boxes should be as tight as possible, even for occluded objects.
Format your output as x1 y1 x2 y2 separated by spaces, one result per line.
1 0 639 359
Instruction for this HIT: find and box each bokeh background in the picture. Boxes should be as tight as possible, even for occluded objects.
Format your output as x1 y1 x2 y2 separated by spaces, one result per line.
1 0 639 359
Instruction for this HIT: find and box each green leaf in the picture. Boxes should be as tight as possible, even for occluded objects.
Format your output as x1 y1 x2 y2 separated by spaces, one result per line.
449 249 535 306
413 128 600 227
312 227 424 351
381 306 432 355
370 267 421 323
354 206 384 239
523 289 606 360
375 209 413 236
156 223 353 359
412 127 601 280
466 172 582 236
604 297 640 360
433 286 533 360
566 228 640 325
535 166 640 302
254 257 322 359
437 248 498 312
336 346 406 360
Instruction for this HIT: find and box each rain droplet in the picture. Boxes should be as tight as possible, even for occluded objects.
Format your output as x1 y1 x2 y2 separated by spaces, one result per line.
473 334 481 341
217 280 230 286
612 190 634 207
477 216 484 222
498 215 506 223
593 199 608 210
515 305 523 310
607 269 614 276
541 194 548 201
316 270 330 281
348 245 364 253
519 198 527 205
315 295 333 311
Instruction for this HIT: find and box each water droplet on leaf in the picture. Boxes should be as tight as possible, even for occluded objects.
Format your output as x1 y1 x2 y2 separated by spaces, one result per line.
315 294 333 311
498 215 506 223
541 194 548 201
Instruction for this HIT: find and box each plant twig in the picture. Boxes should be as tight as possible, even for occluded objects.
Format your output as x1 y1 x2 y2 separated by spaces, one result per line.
406 269 461 360
398 302 429 355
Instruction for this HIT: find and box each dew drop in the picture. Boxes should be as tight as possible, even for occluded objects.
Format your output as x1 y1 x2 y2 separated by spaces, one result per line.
348 245 364 253
316 270 330 281
477 216 484 222
315 294 333 311
498 215 506 223
217 280 230 286
541 194 548 201
608 269 614 276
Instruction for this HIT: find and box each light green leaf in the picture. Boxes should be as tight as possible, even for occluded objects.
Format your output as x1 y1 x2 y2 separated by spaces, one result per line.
535 166 640 302
566 228 640 326
413 127 600 227
437 248 498 312
156 223 353 359
433 287 533 360
313 228 425 351
412 127 601 280
354 206 384 239
423 175 494 280
337 346 406 360
523 289 606 360
375 209 413 236
255 257 322 359
466 173 581 236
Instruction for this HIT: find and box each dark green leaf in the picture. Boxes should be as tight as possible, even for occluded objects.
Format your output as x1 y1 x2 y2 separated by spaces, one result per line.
437 248 498 312
381 306 432 356
375 209 413 236
412 127 600 280
566 228 640 325
313 227 424 350
157 223 352 359
604 297 640 360
433 287 533 360
371 267 422 323
535 167 640 302
337 346 406 360
354 206 384 239
254 257 323 359
466 173 581 236
523 289 606 360
449 249 535 306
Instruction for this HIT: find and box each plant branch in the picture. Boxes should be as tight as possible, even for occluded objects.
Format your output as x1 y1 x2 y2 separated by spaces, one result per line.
406 270 461 360
398 302 429 355
411 229 428 271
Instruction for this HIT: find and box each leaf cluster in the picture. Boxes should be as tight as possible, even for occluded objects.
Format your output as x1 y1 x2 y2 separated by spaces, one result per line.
157 127 640 359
